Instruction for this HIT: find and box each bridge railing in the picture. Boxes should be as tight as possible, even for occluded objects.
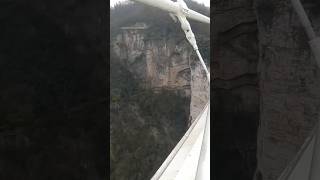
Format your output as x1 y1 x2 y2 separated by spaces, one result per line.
277 127 317 180
151 102 210 180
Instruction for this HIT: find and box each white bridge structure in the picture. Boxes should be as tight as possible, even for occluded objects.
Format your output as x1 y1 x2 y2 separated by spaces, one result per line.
130 0 210 179
152 103 210 180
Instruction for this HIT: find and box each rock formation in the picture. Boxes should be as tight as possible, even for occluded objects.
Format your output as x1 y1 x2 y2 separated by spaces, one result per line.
212 1 320 179
255 0 320 179
110 2 209 179
112 22 209 123
212 0 259 179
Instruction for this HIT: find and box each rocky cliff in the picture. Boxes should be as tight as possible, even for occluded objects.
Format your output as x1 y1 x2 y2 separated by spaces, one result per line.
212 0 259 179
212 0 320 179
113 23 192 96
110 2 209 179
112 21 209 123
255 0 320 179
111 1 320 179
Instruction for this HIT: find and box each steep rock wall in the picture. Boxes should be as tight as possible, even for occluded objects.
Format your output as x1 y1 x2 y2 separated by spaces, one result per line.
255 1 320 179
212 0 260 179
112 22 209 123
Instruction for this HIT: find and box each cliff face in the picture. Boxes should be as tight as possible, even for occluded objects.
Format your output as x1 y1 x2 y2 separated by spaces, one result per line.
212 0 260 179
110 1 320 180
112 22 209 122
113 23 191 95
110 3 209 179
255 1 320 179
212 1 320 179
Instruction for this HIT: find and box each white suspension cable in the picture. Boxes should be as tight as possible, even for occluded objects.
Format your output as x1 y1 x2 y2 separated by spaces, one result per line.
132 0 210 24
196 50 210 81
172 2 210 179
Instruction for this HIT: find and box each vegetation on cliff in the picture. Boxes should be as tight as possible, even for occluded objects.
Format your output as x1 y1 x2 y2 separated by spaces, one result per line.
110 50 189 179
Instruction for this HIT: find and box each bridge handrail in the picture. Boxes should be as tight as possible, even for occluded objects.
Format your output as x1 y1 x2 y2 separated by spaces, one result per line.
277 127 317 180
151 102 209 180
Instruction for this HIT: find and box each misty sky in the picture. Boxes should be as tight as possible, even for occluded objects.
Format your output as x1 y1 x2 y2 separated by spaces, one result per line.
110 0 210 7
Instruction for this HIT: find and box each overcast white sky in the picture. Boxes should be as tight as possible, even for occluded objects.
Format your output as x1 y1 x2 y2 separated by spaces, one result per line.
110 0 210 8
